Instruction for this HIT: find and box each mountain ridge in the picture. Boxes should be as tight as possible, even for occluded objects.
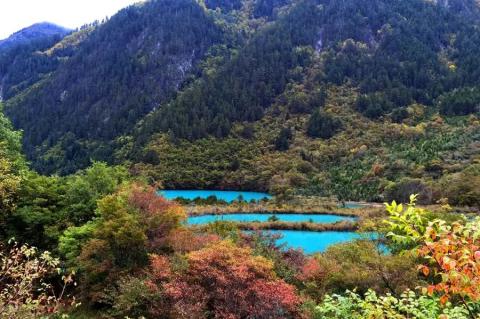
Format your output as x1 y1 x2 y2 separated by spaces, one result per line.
0 22 70 49
2 0 480 203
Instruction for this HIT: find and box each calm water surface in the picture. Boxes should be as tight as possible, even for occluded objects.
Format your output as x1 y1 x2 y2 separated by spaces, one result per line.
186 214 367 254
188 213 355 225
159 190 271 202
270 230 377 254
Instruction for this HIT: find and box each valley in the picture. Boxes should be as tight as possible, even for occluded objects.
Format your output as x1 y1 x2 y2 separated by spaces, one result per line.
1 0 480 318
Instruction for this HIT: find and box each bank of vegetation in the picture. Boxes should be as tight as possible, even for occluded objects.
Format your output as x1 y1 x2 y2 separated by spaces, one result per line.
194 220 359 232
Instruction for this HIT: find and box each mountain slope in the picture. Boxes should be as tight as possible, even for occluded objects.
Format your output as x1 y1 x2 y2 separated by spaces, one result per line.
0 22 69 50
0 23 70 100
137 0 480 142
129 0 480 201
2 0 480 204
5 0 223 174
136 0 321 142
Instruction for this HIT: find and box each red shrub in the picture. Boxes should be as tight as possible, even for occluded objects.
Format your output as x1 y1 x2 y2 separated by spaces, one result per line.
167 229 220 253
128 184 186 252
297 257 323 282
158 241 301 319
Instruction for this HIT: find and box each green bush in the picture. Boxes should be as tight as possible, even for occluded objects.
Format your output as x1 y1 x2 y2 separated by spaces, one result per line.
313 289 472 319
306 109 342 139
110 276 157 319
275 127 294 151
303 241 419 300
438 87 480 116
440 164 480 207
383 178 433 205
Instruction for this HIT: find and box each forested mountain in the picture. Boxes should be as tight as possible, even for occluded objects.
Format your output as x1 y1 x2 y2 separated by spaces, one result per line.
0 22 69 50
3 0 480 203
138 0 480 140
0 23 70 100
133 0 480 201
5 0 224 174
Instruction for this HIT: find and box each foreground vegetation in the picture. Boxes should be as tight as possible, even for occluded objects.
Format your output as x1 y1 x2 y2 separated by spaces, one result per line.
1 102 480 317
3 178 480 318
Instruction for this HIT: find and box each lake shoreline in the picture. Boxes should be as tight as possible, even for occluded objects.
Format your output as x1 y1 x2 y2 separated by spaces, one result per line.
187 208 359 218
236 221 358 232
185 203 385 220
190 220 358 232
160 190 385 232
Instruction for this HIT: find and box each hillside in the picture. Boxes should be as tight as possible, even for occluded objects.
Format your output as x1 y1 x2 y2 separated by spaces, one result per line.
3 0 480 204
5 0 224 174
0 23 70 101
132 0 480 203
0 22 69 50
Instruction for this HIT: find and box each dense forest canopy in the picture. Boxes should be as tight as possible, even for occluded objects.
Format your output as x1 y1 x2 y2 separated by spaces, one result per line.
0 23 70 100
4 0 224 174
0 0 479 201
136 0 480 140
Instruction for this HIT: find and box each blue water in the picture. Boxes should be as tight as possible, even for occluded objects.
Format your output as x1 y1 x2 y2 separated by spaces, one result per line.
159 190 271 202
188 213 355 225
269 230 376 254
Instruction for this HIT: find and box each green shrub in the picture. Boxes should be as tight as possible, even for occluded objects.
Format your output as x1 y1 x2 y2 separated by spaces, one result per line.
302 241 419 300
384 178 433 204
275 127 294 151
313 289 472 319
306 109 342 139
110 276 157 319
440 164 480 207
438 87 480 116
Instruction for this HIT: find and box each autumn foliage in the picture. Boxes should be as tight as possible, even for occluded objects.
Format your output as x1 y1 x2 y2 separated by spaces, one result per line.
0 242 75 318
75 184 186 303
386 196 480 312
148 241 301 319
419 219 480 304
127 184 187 252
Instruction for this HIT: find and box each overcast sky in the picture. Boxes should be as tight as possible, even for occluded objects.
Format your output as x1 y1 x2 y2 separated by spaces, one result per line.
0 0 143 40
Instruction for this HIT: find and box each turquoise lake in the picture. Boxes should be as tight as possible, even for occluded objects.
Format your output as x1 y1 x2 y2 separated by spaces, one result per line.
269 230 373 254
161 190 370 253
186 213 368 253
188 213 356 225
159 190 272 202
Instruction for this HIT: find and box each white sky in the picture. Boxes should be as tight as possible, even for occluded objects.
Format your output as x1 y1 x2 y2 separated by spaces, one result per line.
0 0 144 40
